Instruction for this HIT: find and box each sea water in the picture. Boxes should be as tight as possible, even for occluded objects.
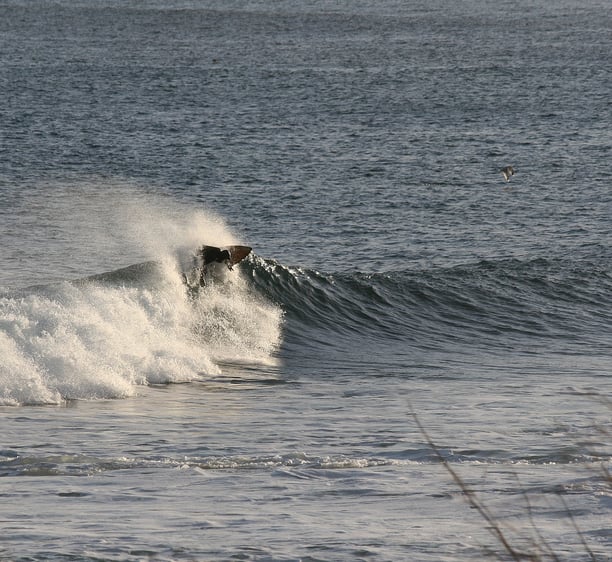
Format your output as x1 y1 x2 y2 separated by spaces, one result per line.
1 1 611 560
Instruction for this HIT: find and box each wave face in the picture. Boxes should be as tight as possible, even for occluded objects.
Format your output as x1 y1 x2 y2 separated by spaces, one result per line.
242 255 612 360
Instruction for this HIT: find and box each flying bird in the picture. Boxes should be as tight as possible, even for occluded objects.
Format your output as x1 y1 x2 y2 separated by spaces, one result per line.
501 166 515 182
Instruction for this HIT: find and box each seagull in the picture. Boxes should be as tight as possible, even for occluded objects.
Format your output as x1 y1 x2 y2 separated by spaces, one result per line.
501 166 515 182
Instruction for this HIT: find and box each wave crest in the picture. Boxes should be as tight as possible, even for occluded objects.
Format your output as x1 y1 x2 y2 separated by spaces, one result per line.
243 255 612 352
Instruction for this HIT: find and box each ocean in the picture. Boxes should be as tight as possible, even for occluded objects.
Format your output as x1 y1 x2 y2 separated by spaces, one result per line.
1 1 611 560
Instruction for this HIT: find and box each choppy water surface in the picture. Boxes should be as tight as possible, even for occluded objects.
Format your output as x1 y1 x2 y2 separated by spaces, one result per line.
1 1 611 560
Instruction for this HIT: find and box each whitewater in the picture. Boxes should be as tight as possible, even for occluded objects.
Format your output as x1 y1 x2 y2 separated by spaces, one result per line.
1 188 282 406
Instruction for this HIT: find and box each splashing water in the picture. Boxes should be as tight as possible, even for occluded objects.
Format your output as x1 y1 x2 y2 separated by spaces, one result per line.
0 183 283 406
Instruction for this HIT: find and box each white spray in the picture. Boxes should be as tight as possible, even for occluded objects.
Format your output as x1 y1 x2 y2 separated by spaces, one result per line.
0 182 283 406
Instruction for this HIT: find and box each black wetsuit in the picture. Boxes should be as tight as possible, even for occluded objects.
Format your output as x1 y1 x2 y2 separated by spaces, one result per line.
196 246 232 286
200 246 231 266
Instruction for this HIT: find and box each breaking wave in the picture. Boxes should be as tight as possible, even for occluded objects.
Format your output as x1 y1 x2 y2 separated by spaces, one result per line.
2 245 611 406
0 183 288 406
241 254 612 356
2 179 610 407
0 256 283 406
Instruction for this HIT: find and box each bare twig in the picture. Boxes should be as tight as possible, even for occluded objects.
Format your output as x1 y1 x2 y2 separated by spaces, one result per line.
513 473 560 562
410 411 526 561
602 463 611 488
411 401 608 562
557 493 597 562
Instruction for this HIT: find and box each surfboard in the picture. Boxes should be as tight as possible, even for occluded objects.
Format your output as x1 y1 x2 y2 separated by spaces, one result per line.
226 245 252 266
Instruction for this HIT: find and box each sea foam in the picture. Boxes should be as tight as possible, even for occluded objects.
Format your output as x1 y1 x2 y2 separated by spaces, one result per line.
0 184 283 406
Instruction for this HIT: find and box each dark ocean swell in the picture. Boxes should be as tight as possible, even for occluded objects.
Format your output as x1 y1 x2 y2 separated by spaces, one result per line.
243 255 612 357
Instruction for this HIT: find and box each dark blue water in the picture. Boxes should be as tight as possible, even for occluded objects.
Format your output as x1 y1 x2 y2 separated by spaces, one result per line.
1 1 611 560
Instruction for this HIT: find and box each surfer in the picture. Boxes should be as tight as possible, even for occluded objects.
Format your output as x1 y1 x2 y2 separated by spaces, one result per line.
501 166 515 182
201 246 233 270
181 245 252 288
